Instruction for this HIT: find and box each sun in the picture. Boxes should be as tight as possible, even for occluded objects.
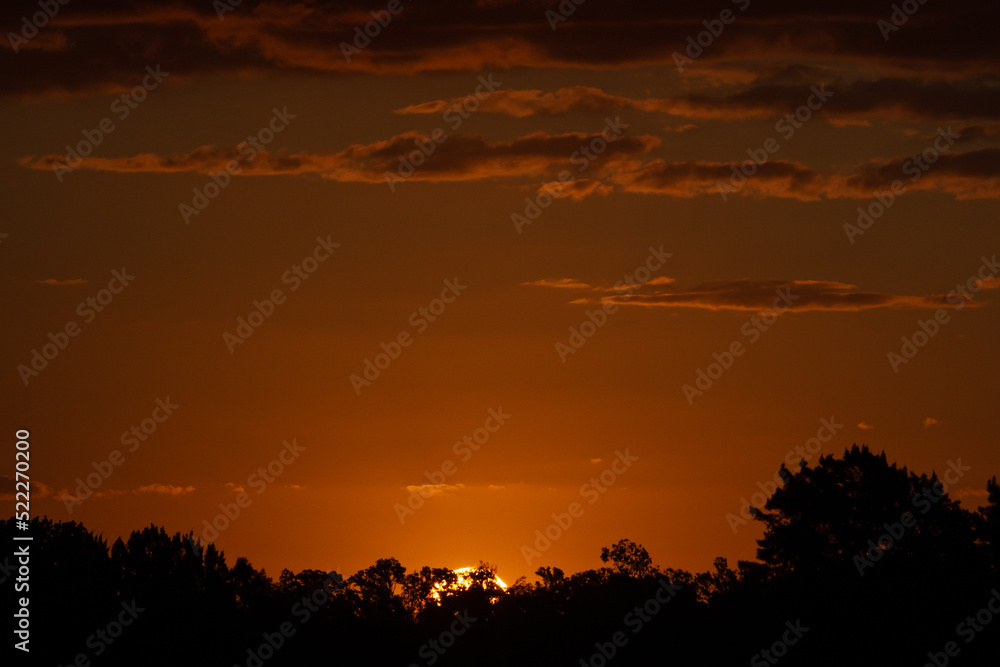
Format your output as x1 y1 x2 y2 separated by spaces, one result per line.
454 566 507 590
430 566 508 602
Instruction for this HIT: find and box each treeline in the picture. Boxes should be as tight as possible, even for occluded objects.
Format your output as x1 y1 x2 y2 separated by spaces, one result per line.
5 445 1000 666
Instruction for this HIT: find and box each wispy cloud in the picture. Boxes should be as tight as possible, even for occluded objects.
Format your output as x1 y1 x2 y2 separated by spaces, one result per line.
403 79 1000 124
0 476 52 499
4 1 997 98
20 131 660 185
35 278 87 286
524 276 675 293
405 483 464 496
20 134 1000 203
583 279 976 312
135 483 196 495
525 274 983 313
520 278 594 290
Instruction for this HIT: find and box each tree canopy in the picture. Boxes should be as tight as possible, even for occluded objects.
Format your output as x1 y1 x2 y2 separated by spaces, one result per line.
5 446 998 666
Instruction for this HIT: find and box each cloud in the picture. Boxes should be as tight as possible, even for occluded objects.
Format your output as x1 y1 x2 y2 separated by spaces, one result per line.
564 148 1000 201
20 130 660 185
56 488 123 502
609 159 835 201
843 148 1000 201
20 125 1000 202
645 276 676 286
0 476 52 499
526 273 983 312
396 78 1000 123
225 482 246 493
35 278 87 286
922 417 940 429
661 78 1000 123
954 488 989 498
543 178 614 201
396 86 682 118
815 78 1000 122
588 279 975 312
525 275 675 294
978 276 1000 290
590 458 604 464
135 483 196 495
951 124 1000 145
858 422 875 430
405 483 464 496
2 0 997 97
521 278 593 290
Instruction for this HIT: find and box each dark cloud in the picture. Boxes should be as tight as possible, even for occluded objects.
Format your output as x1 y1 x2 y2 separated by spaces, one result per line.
20 130 661 184
844 147 1000 200
2 0 997 97
21 130 1000 201
610 159 832 201
580 279 978 312
0 475 52 499
398 77 1000 124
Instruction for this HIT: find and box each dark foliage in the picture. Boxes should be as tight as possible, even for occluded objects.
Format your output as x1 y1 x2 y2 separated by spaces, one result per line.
5 446 998 665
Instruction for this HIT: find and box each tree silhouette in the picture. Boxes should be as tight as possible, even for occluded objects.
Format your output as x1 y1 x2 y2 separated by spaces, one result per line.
600 538 653 577
5 446 998 666
402 565 458 617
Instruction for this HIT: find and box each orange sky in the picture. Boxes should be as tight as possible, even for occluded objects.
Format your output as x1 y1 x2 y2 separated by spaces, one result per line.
2 0 999 585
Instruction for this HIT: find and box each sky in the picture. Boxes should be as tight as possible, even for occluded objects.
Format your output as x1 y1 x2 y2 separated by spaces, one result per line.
2 0 999 585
